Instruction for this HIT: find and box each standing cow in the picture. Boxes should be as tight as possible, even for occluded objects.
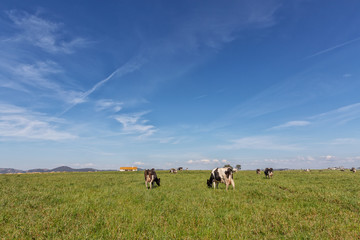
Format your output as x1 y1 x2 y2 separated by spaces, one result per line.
264 168 273 179
256 169 261 174
144 168 161 189
207 167 235 191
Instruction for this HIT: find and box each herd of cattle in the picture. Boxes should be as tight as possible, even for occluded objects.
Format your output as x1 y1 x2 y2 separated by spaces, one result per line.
143 167 275 190
144 166 357 190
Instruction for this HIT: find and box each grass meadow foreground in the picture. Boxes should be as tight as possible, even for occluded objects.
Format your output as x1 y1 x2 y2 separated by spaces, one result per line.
1 170 359 239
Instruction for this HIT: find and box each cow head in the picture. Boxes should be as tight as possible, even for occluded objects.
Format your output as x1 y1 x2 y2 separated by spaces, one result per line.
207 179 212 187
155 178 161 186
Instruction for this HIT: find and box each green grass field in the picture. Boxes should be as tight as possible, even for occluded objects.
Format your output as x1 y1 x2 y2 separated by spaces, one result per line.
1 170 359 239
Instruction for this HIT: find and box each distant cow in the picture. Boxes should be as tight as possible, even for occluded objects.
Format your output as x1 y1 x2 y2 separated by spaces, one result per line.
169 168 177 173
144 168 161 189
207 167 235 191
264 168 273 179
304 169 310 172
256 169 261 174
350 167 356 173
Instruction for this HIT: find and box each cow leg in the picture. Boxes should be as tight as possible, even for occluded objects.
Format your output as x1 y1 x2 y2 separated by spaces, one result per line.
231 179 235 190
145 181 148 189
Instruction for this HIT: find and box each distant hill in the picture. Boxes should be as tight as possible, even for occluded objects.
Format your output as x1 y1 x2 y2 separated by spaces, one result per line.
51 166 98 172
0 166 116 174
0 168 25 174
27 168 50 173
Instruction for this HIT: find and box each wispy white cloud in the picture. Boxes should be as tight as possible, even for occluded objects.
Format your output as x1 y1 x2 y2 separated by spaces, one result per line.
156 136 186 145
194 94 207 100
270 102 360 131
0 59 85 104
310 102 360 125
0 103 77 141
173 1 281 51
95 99 123 112
114 111 156 137
0 104 27 114
330 138 360 145
305 36 360 59
187 158 226 165
71 163 95 168
244 155 360 169
320 155 336 161
6 10 89 54
295 156 315 162
219 136 301 151
133 161 145 166
60 56 144 115
271 120 310 130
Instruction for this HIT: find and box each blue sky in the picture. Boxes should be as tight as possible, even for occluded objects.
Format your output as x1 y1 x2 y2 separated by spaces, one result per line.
1 0 360 170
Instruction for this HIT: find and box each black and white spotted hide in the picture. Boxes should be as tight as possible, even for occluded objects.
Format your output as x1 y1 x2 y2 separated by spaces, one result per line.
144 168 160 189
264 168 273 179
207 167 235 191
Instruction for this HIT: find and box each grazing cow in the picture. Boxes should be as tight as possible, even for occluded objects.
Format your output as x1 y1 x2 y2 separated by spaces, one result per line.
350 167 356 173
304 169 310 172
144 168 161 189
256 169 261 174
264 168 273 179
207 167 235 191
169 168 177 173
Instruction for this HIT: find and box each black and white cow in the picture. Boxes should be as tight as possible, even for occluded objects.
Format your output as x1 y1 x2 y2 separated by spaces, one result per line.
350 167 356 173
169 168 177 173
207 167 235 190
264 168 273 179
256 169 261 174
144 168 161 189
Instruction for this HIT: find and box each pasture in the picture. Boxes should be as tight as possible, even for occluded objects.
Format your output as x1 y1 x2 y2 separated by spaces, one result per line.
1 170 359 239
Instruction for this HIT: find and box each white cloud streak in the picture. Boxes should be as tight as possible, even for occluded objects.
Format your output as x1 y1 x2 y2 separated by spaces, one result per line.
270 102 360 130
114 111 156 137
174 1 281 51
95 99 123 112
271 120 310 130
133 162 145 166
71 163 95 168
305 36 360 59
0 58 85 105
6 10 89 54
330 138 360 145
187 158 227 165
0 103 77 141
60 56 144 115
219 136 301 151
310 102 360 124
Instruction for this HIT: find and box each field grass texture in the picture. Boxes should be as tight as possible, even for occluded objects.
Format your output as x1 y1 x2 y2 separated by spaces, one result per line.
1 170 359 239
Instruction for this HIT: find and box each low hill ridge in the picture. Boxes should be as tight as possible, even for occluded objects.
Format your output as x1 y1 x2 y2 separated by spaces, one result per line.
0 166 114 174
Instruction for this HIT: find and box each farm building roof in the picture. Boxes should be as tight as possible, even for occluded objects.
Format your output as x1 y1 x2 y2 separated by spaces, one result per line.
120 167 138 170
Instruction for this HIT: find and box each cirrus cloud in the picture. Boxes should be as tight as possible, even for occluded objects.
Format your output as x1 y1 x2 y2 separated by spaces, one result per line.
6 10 89 54
0 103 77 141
